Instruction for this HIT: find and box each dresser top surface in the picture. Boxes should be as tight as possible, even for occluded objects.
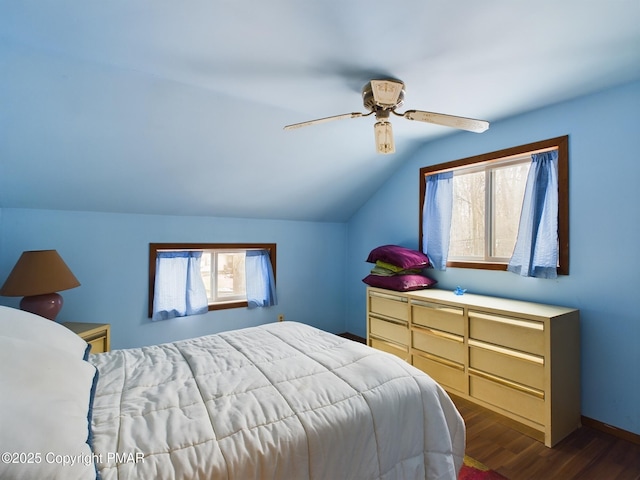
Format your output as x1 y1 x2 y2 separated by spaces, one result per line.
368 287 578 319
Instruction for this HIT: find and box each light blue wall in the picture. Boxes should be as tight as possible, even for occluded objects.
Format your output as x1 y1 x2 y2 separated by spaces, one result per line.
346 80 640 435
1 81 638 436
0 209 347 349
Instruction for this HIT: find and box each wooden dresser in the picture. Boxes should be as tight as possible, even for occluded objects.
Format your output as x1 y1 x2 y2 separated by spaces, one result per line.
62 322 111 354
366 287 580 447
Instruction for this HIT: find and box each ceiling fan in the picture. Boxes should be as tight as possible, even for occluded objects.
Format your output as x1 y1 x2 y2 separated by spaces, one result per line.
284 79 489 154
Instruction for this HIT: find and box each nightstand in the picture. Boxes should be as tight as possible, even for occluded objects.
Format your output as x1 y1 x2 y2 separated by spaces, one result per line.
62 322 111 354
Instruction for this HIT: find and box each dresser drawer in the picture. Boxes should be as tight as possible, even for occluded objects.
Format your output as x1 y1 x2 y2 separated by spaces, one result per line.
470 374 545 425
370 338 409 361
369 317 408 346
88 337 108 354
412 327 465 364
469 341 544 391
413 353 466 393
469 311 544 356
369 292 408 321
411 301 464 336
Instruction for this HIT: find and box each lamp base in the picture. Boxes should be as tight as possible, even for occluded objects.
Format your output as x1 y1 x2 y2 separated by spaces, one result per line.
20 293 63 321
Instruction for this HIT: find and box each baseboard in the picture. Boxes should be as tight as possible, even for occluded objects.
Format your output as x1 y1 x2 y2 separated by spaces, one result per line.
337 332 366 344
581 415 640 445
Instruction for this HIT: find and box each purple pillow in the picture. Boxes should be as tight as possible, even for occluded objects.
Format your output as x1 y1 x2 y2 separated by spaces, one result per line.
362 274 437 292
366 245 430 270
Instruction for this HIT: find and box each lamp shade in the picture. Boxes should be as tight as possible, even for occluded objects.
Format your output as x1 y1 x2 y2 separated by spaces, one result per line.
0 250 80 297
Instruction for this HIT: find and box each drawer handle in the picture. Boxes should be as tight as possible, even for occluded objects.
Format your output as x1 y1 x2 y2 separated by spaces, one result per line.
369 314 408 326
370 337 408 353
413 351 465 371
468 339 544 365
413 325 463 343
411 300 462 315
84 334 105 342
469 311 544 331
369 291 408 303
469 368 545 399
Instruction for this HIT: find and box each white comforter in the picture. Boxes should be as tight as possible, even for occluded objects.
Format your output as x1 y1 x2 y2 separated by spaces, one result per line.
90 322 464 480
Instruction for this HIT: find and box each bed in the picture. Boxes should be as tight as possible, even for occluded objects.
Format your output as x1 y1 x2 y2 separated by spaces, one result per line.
0 306 465 480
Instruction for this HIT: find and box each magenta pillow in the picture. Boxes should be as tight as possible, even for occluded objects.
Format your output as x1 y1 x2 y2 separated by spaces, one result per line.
366 245 430 270
362 274 437 292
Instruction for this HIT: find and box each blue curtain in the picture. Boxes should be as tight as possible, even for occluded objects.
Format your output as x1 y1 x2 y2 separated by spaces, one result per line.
152 251 208 321
245 250 277 308
507 151 559 278
422 172 454 270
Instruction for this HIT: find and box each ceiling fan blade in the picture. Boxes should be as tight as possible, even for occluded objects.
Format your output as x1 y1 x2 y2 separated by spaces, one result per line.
283 112 364 130
403 110 489 133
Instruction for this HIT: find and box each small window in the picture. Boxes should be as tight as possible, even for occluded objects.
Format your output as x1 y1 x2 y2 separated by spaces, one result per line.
148 243 276 317
419 136 569 274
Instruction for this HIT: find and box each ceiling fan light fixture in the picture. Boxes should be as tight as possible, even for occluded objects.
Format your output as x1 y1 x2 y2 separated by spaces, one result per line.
370 79 405 107
374 121 395 154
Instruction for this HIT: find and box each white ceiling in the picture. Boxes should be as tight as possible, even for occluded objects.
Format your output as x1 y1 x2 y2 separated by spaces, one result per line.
1 1 639 221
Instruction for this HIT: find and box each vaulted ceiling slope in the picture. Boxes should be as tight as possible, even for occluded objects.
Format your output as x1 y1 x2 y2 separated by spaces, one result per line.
1 1 639 222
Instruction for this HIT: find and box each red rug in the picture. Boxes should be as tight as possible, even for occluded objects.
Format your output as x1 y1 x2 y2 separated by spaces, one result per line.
459 455 508 479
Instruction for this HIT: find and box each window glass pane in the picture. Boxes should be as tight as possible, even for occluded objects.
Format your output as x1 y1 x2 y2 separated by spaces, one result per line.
450 170 485 258
216 252 246 299
492 162 530 258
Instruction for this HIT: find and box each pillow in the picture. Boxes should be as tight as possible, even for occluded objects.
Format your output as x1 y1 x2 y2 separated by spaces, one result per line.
366 245 430 270
0 305 90 359
362 273 437 292
371 260 422 276
0 335 99 480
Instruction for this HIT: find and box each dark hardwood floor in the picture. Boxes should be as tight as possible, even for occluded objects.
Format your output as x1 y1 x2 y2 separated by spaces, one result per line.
453 395 640 480
338 333 639 478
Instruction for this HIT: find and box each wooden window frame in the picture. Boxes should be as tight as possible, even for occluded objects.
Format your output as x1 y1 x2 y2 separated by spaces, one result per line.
419 135 569 274
148 243 277 317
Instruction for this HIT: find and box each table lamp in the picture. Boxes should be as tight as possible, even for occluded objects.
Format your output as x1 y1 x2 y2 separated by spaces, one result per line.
0 250 80 321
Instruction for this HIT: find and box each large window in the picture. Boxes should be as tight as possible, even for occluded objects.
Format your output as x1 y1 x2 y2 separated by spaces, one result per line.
148 243 276 317
419 136 569 274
